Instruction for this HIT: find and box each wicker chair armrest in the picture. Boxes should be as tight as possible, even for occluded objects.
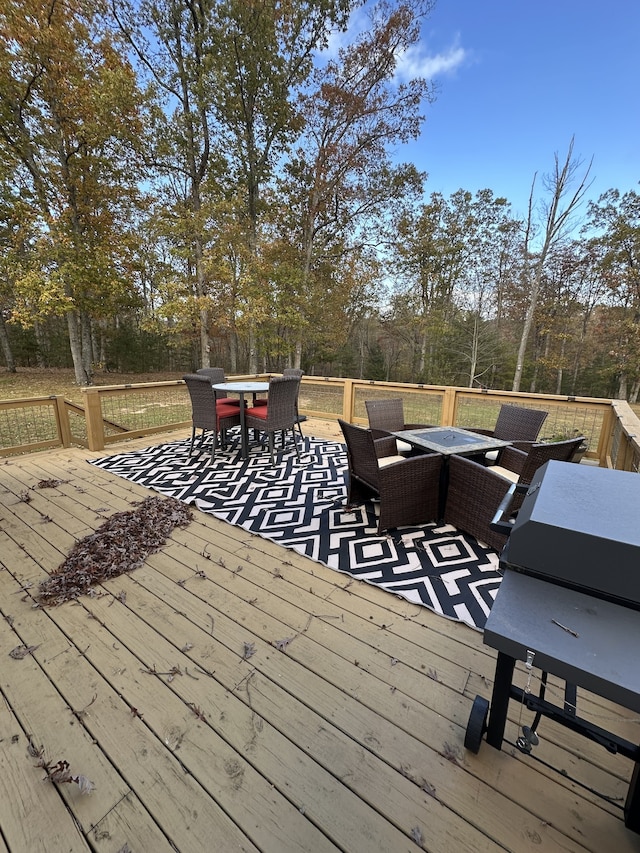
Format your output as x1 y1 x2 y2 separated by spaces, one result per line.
510 439 535 453
497 445 527 475
374 436 398 458
377 450 441 476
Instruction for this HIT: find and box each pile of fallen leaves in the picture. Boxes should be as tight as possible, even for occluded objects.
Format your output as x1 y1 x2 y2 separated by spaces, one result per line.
37 496 193 607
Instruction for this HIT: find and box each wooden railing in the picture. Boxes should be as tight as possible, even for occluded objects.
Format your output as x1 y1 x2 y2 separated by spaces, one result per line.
0 395 89 455
1 376 639 472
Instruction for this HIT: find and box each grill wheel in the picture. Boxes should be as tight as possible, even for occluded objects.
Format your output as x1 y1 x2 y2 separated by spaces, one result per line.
464 695 489 753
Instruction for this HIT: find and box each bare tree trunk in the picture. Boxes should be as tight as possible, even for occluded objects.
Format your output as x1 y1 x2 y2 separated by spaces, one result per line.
66 310 91 385
468 314 479 387
229 332 238 373
248 327 257 374
630 379 640 404
617 373 628 400
418 324 427 376
513 138 592 391
33 319 48 367
0 312 16 371
555 335 566 394
81 312 93 383
195 238 210 368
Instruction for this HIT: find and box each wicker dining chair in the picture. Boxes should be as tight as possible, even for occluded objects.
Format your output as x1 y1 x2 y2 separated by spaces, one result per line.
249 368 305 438
195 367 240 406
364 398 435 454
244 374 301 464
283 368 305 438
183 373 242 462
338 419 442 534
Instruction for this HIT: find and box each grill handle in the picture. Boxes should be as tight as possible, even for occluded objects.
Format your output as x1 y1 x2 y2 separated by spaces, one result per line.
490 482 530 536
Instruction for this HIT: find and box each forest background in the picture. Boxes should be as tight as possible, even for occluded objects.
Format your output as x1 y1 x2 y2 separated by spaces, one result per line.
1 0 639 401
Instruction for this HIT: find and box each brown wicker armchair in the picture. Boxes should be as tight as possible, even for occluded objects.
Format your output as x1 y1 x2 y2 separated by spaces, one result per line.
489 436 586 484
444 436 586 550
365 398 435 454
485 436 586 506
183 374 242 462
466 404 548 455
444 455 512 552
244 374 301 464
338 419 442 534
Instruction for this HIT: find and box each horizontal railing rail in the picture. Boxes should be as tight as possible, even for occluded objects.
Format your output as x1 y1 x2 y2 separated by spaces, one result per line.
1 376 639 472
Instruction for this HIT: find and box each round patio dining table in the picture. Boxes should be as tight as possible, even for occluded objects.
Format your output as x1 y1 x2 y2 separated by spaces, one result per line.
211 381 269 459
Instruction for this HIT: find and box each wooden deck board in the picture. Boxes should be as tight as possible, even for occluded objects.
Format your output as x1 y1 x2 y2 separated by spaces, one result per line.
1 425 639 853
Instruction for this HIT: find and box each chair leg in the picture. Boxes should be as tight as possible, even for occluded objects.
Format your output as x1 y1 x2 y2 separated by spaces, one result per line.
189 426 196 455
290 427 300 460
268 432 275 465
210 428 218 462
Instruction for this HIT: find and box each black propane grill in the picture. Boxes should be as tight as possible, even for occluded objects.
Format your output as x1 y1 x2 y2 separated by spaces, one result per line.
464 460 640 834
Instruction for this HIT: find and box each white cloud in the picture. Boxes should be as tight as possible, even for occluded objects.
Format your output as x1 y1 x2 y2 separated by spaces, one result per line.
395 41 468 82
319 9 469 84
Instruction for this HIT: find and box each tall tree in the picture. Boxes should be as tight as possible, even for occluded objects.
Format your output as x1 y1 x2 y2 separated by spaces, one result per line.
395 188 519 384
512 137 592 392
277 0 433 368
0 0 146 384
112 0 229 369
585 189 640 399
206 0 352 371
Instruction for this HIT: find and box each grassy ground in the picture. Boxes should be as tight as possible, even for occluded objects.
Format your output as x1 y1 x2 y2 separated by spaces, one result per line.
0 367 185 405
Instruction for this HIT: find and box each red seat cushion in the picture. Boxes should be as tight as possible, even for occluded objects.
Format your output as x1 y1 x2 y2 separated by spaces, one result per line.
216 398 240 408
216 403 241 419
244 405 268 420
252 398 268 406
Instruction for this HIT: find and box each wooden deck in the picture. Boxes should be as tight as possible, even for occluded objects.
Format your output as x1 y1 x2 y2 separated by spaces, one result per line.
1 420 639 853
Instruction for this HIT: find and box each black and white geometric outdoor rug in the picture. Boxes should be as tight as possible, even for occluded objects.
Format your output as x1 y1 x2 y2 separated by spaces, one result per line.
89 434 502 630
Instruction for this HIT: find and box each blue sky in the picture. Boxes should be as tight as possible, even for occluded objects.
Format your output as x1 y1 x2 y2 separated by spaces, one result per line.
392 0 640 218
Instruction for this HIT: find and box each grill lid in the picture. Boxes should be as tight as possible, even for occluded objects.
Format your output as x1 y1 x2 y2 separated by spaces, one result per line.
502 460 640 608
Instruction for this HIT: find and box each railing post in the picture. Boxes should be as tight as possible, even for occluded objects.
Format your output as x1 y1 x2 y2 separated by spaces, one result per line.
342 379 355 422
441 386 457 426
52 396 72 447
598 406 616 468
83 388 106 451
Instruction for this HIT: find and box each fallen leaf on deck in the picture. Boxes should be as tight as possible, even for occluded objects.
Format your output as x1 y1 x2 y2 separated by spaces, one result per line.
9 644 39 659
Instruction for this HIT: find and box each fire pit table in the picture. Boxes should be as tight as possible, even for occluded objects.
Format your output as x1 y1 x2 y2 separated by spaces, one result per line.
465 460 640 833
392 426 512 517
